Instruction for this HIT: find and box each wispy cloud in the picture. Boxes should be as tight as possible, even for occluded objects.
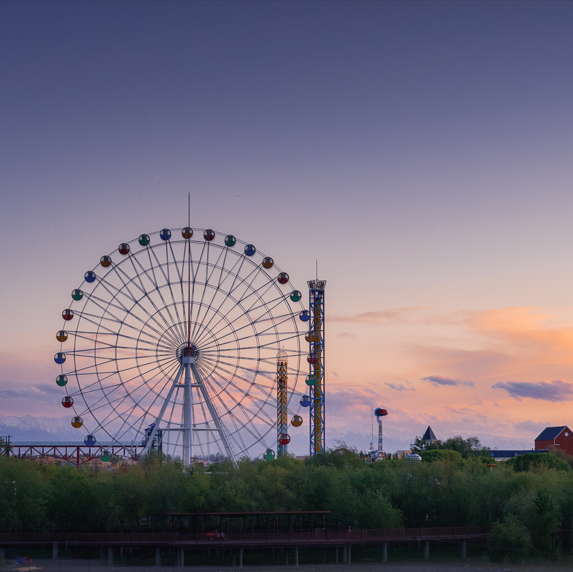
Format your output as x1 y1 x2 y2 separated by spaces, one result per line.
514 420 552 433
0 384 62 400
329 307 427 325
492 379 573 402
386 382 415 392
445 406 474 414
422 375 474 387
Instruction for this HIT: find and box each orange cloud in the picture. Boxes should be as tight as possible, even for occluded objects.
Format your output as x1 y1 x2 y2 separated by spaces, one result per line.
463 307 573 351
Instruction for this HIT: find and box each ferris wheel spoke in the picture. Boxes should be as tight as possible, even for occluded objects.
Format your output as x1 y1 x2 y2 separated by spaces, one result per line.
190 247 227 342
211 309 298 349
200 357 284 389
128 251 185 335
178 240 191 344
204 373 273 449
129 363 183 443
192 254 250 341
74 356 175 402
68 352 175 391
196 262 270 339
68 338 172 357
88 359 180 436
107 261 152 310
83 291 133 322
72 329 162 351
143 247 183 332
162 243 186 340
126 250 157 301
188 241 208 342
194 244 232 338
114 365 179 434
198 361 275 422
205 388 249 454
199 367 278 416
202 285 280 347
77 309 162 344
94 273 182 342
90 273 171 341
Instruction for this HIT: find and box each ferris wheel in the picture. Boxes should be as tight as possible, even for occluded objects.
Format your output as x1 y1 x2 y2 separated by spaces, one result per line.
54 227 309 465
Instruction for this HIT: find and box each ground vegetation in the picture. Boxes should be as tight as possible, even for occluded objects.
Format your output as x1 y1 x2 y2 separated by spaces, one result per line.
0 447 572 562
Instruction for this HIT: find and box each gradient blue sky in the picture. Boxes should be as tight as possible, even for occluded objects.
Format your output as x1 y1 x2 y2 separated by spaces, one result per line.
1 1 573 449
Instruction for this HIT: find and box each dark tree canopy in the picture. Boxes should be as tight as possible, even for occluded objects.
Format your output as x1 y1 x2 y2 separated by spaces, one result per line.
1 447 572 562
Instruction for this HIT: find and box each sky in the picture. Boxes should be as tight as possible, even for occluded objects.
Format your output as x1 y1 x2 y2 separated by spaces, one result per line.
1 0 573 452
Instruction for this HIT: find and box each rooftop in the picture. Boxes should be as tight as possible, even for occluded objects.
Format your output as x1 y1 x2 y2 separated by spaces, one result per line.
535 426 567 441
422 426 437 442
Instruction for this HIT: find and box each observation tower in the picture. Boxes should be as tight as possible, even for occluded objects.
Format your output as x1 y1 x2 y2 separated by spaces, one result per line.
374 407 388 460
308 279 326 456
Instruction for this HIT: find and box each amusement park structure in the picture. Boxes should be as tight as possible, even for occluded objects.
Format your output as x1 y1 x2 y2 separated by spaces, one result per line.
276 350 289 456
308 280 326 456
374 408 388 460
52 216 316 465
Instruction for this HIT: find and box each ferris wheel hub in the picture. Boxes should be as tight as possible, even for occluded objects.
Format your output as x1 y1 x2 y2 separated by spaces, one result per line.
177 343 200 363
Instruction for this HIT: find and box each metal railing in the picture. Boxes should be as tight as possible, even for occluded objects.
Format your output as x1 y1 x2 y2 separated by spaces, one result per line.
0 527 490 547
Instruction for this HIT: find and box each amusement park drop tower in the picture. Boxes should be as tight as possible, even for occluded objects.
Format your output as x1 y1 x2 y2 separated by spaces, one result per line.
308 279 326 456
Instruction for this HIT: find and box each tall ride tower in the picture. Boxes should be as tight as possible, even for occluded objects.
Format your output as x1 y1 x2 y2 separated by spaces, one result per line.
374 407 388 460
308 279 326 456
276 349 289 456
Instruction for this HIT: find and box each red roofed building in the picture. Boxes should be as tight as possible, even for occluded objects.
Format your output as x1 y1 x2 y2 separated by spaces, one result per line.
535 426 573 456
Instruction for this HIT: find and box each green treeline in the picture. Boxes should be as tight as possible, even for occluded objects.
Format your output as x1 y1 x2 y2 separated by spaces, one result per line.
1 450 573 560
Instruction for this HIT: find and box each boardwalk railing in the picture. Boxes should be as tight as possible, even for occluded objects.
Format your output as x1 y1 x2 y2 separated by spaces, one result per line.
0 527 490 547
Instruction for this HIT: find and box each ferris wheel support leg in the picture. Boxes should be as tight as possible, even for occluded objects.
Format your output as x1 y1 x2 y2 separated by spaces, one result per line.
190 363 236 465
182 360 193 467
141 362 185 457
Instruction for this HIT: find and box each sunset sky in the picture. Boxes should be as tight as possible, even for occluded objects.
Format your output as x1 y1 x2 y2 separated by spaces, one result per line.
1 1 573 451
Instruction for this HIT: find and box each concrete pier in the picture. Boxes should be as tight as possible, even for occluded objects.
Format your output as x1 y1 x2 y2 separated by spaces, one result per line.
423 540 429 560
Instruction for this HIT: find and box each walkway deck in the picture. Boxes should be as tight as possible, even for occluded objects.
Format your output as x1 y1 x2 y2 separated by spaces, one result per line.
0 527 490 549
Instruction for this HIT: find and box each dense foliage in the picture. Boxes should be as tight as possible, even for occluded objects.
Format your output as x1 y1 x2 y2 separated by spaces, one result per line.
1 449 573 561
410 434 490 458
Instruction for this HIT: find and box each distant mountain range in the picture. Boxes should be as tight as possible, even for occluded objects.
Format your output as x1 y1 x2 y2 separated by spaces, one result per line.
0 415 86 442
0 415 532 454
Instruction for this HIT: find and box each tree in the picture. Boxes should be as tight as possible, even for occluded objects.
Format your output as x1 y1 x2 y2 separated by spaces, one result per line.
411 435 489 459
410 436 441 452
488 514 533 562
505 453 570 473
